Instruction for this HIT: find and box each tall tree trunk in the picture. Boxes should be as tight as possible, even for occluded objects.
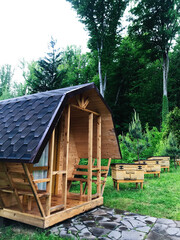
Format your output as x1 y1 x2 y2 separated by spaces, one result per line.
98 53 104 97
162 51 169 97
98 43 107 98
162 51 169 122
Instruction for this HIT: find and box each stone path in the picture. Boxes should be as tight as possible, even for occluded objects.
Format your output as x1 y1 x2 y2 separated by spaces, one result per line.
50 206 180 240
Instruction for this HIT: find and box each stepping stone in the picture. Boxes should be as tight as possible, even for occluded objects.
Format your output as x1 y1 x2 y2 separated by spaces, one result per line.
146 230 171 240
145 216 157 224
84 220 97 227
68 227 78 235
166 227 180 236
129 219 147 228
91 209 108 216
95 216 110 222
89 227 110 237
121 230 146 240
157 218 175 225
75 224 86 231
121 220 133 229
151 223 168 235
99 221 119 230
175 221 180 228
136 226 151 233
108 230 121 239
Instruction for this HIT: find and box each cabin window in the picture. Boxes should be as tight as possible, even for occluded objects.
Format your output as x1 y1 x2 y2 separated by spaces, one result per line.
33 143 49 190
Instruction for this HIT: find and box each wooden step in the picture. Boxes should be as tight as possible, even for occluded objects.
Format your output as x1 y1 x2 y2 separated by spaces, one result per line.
50 204 64 213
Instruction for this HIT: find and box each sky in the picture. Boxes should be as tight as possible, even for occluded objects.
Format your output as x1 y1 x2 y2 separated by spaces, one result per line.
0 0 89 82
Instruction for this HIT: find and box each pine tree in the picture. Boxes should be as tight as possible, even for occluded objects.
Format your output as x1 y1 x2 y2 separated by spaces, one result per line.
27 38 66 93
123 111 150 161
164 132 180 168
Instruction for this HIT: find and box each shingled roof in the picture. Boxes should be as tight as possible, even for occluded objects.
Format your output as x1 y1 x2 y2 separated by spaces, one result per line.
0 83 96 164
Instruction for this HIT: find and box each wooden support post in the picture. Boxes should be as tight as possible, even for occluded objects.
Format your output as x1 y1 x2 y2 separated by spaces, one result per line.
97 116 101 197
3 163 24 212
55 122 62 195
88 113 93 201
62 105 71 209
22 163 45 217
46 130 55 216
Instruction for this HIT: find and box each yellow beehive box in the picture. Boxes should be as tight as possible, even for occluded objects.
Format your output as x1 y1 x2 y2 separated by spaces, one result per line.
111 164 145 180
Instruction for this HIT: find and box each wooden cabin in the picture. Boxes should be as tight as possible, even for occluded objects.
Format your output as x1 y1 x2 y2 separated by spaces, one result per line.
0 83 121 228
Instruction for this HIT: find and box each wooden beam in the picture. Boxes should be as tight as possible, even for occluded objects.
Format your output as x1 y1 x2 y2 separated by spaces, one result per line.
0 208 44 228
97 116 101 197
101 158 111 195
33 178 50 184
2 163 24 212
88 112 93 201
62 105 71 209
22 163 45 218
55 119 64 195
46 130 55 216
71 104 100 116
44 197 103 228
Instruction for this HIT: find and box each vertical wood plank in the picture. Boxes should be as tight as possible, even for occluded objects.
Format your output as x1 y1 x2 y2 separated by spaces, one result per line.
62 105 71 209
46 130 55 216
3 163 24 212
88 112 93 201
22 163 45 217
55 121 62 195
97 116 101 197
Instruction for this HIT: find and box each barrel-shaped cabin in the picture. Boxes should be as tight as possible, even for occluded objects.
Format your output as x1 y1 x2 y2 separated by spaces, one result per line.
0 83 121 228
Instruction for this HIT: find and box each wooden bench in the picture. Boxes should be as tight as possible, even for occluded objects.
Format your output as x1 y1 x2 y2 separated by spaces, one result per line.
67 158 111 199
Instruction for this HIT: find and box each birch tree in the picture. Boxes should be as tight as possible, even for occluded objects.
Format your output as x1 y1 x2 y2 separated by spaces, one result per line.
129 0 180 122
67 0 128 97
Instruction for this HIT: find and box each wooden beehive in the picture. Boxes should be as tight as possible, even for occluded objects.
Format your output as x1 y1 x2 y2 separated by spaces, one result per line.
134 160 161 173
148 156 170 169
111 164 145 180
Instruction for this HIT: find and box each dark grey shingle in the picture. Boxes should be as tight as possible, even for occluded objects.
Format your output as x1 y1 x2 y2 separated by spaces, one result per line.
0 83 93 163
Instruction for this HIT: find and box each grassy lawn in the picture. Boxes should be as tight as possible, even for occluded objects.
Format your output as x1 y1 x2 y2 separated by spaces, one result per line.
0 226 66 240
103 165 180 220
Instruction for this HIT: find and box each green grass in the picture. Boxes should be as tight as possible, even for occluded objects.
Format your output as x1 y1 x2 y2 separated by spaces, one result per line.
0 226 66 240
103 165 180 220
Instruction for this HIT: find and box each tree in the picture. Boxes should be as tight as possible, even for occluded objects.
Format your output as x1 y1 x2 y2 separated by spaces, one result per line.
61 46 96 87
0 64 14 96
67 0 128 97
122 110 150 161
27 38 66 93
129 0 180 122
164 132 180 168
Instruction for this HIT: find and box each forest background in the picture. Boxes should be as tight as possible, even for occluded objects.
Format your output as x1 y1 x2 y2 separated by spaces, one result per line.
0 0 179 161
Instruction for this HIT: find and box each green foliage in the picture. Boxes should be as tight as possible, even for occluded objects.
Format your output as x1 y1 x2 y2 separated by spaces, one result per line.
67 0 128 96
164 132 180 160
165 107 180 146
129 0 180 61
122 111 150 161
27 38 66 93
61 45 96 87
162 95 169 123
0 64 14 96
